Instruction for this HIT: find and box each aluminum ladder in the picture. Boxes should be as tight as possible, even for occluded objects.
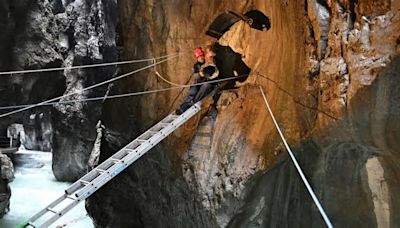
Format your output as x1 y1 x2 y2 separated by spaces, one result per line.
24 101 203 228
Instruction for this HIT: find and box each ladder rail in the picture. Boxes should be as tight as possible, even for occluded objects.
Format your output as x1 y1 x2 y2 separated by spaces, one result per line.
28 195 67 222
75 103 201 198
26 101 203 228
74 161 127 198
40 199 81 228
65 138 150 194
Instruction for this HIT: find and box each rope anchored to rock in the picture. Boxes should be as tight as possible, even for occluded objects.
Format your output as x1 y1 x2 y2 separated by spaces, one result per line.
0 71 247 112
0 53 181 118
256 72 339 121
259 85 333 228
0 54 176 76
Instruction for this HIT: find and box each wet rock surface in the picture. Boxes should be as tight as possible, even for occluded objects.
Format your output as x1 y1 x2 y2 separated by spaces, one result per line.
232 57 400 227
0 150 93 227
87 0 400 227
48 0 118 181
0 0 118 181
0 153 14 218
0 0 399 227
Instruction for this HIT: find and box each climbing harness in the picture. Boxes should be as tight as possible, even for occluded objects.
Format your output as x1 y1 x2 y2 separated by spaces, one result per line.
259 86 333 228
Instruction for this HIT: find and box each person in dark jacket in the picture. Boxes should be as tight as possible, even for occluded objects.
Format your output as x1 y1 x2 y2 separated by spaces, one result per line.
192 45 219 102
176 45 219 115
186 48 206 101
175 47 206 115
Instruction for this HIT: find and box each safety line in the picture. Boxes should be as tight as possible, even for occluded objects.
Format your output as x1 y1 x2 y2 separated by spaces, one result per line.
167 74 193 112
257 72 339 121
0 53 180 118
155 71 186 86
0 54 176 76
0 75 247 110
259 86 333 228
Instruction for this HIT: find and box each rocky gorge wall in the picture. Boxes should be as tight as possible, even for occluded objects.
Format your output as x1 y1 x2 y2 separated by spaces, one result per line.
0 0 118 181
86 0 400 227
0 0 399 227
229 57 400 227
0 152 13 218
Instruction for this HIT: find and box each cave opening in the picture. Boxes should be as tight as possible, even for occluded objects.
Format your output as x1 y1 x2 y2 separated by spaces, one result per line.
206 9 269 88
206 9 271 39
214 44 251 90
204 10 260 105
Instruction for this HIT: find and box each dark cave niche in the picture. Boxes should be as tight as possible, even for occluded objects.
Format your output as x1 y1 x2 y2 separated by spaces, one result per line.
206 9 271 39
215 44 251 90
0 64 66 152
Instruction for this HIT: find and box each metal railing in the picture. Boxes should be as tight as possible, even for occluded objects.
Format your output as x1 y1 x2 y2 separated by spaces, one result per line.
0 136 19 148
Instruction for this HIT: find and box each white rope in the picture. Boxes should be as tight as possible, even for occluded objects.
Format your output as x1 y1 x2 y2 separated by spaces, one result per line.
259 86 333 228
0 75 247 110
0 54 174 76
155 71 187 86
0 53 180 118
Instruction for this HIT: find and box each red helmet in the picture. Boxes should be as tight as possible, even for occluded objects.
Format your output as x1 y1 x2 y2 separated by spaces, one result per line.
193 47 204 58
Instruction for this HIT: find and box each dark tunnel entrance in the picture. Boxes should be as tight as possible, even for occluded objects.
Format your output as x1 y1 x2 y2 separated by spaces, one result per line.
214 44 251 90
206 9 271 89
206 9 271 39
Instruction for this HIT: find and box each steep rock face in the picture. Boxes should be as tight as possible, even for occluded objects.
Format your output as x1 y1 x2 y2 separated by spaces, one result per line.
0 0 118 181
85 0 399 227
306 0 400 127
230 57 400 227
87 0 309 227
0 0 60 150
0 152 14 218
49 0 118 181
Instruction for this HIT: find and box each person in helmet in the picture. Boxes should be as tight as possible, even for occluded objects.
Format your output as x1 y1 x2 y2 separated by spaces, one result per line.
192 44 219 102
175 47 206 115
175 45 219 115
193 47 206 75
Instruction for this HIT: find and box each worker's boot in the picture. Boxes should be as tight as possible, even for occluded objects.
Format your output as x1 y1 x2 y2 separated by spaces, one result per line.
175 101 193 115
208 105 218 120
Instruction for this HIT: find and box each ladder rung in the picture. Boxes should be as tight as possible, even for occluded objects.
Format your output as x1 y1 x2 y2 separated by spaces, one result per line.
95 168 107 173
47 207 60 215
25 105 204 228
80 180 91 185
66 195 77 200
161 115 179 124
162 117 177 123
124 149 136 154
26 222 36 228
110 158 121 163
157 123 169 127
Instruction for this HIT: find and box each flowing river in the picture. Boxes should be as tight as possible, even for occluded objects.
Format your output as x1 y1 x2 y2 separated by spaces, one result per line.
0 149 93 227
